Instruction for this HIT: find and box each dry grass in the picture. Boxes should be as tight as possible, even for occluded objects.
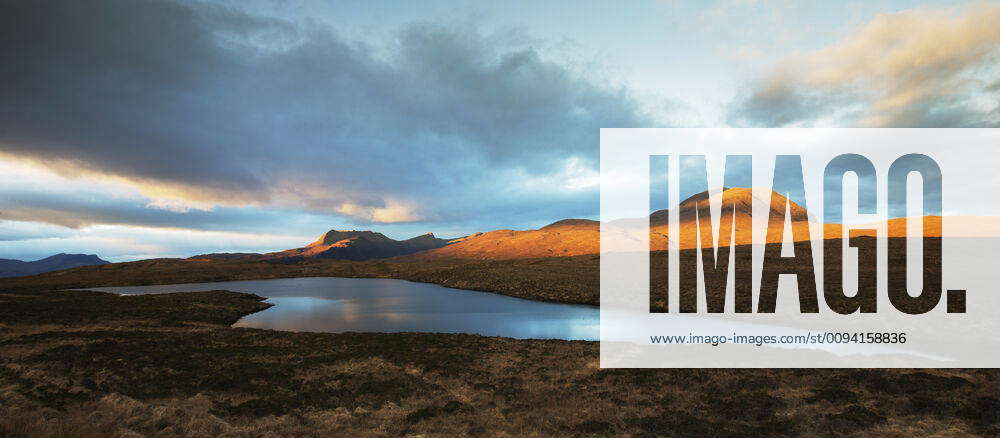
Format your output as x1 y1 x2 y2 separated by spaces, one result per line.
2 251 999 436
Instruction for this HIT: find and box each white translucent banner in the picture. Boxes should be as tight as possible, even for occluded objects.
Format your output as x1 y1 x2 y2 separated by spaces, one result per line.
600 128 1000 367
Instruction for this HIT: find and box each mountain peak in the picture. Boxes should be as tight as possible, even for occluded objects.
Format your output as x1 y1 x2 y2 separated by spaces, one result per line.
44 253 105 261
312 230 391 246
276 229 452 261
0 253 110 278
541 219 599 230
676 187 809 222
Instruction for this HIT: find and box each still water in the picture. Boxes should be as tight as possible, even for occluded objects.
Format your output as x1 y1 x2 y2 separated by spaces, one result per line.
86 277 599 340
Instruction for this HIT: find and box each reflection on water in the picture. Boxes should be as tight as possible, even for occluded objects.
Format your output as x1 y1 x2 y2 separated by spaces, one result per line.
86 277 599 340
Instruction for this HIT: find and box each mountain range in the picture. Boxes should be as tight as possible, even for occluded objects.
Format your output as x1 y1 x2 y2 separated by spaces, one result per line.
272 230 451 260
189 230 452 262
411 218 601 260
188 188 814 262
95 187 969 267
0 253 110 278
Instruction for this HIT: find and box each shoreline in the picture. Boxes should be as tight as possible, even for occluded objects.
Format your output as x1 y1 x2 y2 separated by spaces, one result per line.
0 253 601 306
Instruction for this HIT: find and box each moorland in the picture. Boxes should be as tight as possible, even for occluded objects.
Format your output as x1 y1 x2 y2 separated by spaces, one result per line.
1 240 998 437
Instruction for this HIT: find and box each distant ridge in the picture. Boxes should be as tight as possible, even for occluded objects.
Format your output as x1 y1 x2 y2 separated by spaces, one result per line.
189 230 449 261
188 230 455 262
0 253 110 278
194 187 958 264
420 188 811 260
541 219 599 229
273 230 452 261
411 218 601 260
186 253 261 261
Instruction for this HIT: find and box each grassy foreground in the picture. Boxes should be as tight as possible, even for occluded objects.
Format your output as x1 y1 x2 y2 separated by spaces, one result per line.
1 287 999 437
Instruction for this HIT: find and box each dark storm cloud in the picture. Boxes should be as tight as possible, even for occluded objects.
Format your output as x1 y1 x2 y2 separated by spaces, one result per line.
0 0 654 227
0 0 271 196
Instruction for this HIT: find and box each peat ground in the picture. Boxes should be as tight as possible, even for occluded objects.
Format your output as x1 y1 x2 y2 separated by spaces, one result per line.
1 240 996 436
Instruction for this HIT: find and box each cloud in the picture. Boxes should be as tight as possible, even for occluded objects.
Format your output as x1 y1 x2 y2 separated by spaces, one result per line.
0 0 654 229
0 159 298 231
728 2 1000 127
333 199 423 224
0 222 312 262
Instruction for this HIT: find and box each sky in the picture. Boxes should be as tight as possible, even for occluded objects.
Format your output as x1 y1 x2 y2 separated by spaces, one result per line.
1 0 999 262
